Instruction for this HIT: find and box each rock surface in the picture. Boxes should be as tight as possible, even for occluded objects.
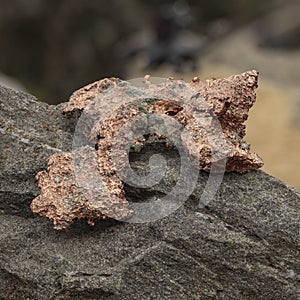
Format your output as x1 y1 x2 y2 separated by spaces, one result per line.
0 85 300 299
0 85 75 218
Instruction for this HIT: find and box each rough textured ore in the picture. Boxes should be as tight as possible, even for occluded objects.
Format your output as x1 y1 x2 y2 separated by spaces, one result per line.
31 71 264 230
0 84 299 299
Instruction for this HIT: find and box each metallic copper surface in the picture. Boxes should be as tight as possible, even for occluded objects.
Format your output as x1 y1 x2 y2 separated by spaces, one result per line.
31 70 264 229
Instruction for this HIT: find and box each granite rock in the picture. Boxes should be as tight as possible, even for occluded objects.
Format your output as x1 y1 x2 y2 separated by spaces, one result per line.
0 84 299 299
0 86 75 218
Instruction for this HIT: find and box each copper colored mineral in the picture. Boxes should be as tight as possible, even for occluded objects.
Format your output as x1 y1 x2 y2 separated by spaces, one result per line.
31 70 264 230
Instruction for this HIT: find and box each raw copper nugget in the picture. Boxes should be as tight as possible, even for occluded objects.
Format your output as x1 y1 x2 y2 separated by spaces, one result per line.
31 70 263 230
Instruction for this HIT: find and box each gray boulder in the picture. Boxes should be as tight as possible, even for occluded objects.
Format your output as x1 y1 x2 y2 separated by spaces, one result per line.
0 85 299 299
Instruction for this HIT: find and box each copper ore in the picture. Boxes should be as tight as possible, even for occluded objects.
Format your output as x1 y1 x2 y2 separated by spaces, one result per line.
31 148 132 230
31 70 264 230
189 70 263 171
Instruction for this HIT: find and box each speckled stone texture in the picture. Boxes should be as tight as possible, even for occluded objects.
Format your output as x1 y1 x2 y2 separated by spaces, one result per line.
0 84 299 299
0 86 76 218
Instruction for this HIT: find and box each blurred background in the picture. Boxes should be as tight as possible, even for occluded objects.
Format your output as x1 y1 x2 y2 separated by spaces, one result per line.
0 0 299 188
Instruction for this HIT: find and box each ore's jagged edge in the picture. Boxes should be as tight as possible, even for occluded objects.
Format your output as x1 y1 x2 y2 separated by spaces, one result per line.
31 71 264 230
62 77 122 118
189 70 263 172
30 148 132 230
